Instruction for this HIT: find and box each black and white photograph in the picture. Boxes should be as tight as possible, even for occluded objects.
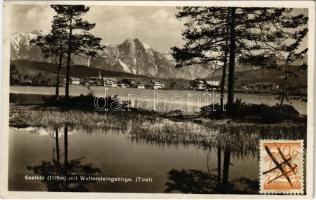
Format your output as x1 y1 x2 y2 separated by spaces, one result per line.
1 1 315 198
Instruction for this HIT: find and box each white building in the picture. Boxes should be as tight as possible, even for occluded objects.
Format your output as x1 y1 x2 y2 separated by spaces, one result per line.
153 81 165 89
103 77 118 87
206 80 221 88
64 77 80 85
71 77 81 85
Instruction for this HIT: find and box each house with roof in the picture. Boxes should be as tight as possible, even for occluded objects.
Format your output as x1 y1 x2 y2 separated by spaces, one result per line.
206 80 221 89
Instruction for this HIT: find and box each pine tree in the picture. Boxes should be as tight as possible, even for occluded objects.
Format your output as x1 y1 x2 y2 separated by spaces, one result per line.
50 5 104 100
32 16 68 100
171 7 230 110
172 7 308 113
278 29 308 105
236 8 308 105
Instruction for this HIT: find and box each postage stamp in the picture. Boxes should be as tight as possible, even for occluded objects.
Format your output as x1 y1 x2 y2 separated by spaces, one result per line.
259 140 304 194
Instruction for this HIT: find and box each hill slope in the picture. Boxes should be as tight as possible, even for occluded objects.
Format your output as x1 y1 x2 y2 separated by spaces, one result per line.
11 60 148 80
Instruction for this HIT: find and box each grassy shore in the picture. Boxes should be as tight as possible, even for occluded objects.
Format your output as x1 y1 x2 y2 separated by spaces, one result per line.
10 103 306 157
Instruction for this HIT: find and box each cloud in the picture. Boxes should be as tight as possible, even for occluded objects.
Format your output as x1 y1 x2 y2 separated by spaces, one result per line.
11 5 54 33
10 5 183 52
84 6 184 52
9 5 307 53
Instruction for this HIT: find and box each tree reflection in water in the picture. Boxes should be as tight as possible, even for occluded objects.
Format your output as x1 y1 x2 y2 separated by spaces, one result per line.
165 147 259 194
27 125 101 192
24 117 303 193
130 120 306 194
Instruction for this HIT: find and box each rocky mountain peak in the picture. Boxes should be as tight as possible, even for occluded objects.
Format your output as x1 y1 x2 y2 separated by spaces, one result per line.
119 38 149 51
10 32 213 79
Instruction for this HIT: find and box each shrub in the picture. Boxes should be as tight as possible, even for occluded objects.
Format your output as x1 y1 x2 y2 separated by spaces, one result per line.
201 99 302 123
43 94 129 111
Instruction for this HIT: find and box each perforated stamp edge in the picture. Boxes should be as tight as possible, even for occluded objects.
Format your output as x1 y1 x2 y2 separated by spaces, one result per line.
259 139 304 195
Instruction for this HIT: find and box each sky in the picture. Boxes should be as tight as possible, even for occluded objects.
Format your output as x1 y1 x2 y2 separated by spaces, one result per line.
10 5 308 53
10 5 185 52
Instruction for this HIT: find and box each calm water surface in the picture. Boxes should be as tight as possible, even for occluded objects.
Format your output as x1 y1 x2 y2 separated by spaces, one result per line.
9 86 307 193
10 86 307 114
9 125 259 193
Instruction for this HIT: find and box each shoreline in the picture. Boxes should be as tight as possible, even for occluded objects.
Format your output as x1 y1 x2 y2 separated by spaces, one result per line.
9 86 307 115
9 103 307 128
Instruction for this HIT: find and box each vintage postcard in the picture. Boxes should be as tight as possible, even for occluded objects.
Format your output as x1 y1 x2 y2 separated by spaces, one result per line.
0 0 314 199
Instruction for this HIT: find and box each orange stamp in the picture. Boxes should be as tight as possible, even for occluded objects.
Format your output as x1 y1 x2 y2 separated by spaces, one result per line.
259 140 304 194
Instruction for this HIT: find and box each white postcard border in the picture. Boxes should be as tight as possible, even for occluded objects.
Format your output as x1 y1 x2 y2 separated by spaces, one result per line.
0 1 314 199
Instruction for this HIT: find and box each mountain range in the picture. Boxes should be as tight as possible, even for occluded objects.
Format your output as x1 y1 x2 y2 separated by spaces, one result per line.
10 31 213 80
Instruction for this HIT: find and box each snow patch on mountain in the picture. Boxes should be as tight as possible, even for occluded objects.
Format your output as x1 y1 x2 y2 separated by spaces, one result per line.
118 59 131 73
10 32 214 79
143 42 152 50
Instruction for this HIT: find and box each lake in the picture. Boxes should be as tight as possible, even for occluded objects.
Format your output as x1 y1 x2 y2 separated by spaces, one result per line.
8 86 307 193
8 112 307 194
9 123 260 193
10 86 307 114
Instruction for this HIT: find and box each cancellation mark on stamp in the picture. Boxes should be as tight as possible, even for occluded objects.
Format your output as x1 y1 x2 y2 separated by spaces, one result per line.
260 140 304 194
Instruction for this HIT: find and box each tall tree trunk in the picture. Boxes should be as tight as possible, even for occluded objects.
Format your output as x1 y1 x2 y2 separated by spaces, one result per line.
220 49 228 111
65 49 71 99
63 125 69 191
55 50 63 100
227 8 236 113
280 63 289 106
220 12 230 111
65 15 73 100
206 149 212 179
217 147 222 186
222 150 231 193
55 128 60 165
64 125 68 174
